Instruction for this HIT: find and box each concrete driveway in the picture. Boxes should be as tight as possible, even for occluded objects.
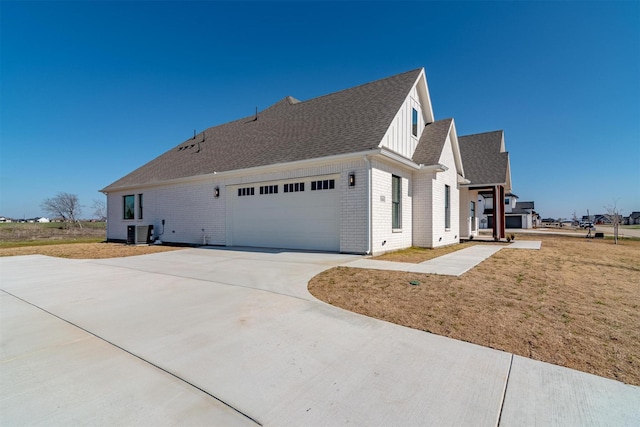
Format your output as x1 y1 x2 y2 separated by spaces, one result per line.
1 248 638 426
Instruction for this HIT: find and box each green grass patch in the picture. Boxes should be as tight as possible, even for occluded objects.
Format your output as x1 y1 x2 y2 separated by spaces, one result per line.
0 237 104 249
0 221 106 230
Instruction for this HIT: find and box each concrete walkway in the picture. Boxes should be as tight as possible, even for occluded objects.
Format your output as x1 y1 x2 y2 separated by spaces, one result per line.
1 248 638 426
343 241 542 276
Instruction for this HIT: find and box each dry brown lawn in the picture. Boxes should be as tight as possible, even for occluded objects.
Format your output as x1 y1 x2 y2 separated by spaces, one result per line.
309 235 640 386
373 240 502 263
0 242 182 259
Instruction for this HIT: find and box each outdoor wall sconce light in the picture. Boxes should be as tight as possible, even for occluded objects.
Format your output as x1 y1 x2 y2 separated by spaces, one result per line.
348 172 355 187
214 186 220 198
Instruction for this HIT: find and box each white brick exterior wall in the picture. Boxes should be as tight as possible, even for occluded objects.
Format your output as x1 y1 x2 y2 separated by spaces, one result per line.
106 150 462 253
412 171 436 247
430 135 460 247
106 158 370 253
411 134 461 248
339 160 368 253
106 179 219 245
370 160 413 255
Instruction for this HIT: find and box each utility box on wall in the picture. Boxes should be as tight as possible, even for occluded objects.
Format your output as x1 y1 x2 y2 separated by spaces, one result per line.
126 225 154 245
136 225 154 244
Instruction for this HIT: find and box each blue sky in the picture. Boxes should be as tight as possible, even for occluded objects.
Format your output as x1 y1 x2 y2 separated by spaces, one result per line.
2 1 639 220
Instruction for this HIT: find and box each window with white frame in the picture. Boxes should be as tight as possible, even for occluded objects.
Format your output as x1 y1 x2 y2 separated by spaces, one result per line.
392 175 401 229
412 108 418 137
445 185 451 229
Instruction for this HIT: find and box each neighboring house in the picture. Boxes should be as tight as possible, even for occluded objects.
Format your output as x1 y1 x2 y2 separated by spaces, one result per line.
471 191 538 230
506 197 538 229
36 217 50 223
593 214 610 224
581 215 594 223
102 68 513 254
541 218 559 226
0 217 12 223
626 211 640 225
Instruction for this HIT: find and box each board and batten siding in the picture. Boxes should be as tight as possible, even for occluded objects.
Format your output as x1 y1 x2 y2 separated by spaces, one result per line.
378 84 426 159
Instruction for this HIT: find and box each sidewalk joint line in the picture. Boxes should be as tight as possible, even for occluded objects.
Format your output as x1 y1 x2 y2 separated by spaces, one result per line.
0 288 263 426
496 353 514 426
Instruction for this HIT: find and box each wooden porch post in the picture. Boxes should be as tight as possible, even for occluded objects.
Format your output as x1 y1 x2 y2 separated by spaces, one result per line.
499 185 506 239
492 186 498 240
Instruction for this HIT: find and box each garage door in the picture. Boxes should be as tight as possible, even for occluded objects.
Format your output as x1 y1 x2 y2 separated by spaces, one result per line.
227 177 340 251
506 216 523 229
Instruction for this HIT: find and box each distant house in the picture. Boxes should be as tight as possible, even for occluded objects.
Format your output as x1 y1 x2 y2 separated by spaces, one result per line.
541 218 559 227
102 68 517 253
626 211 640 225
593 214 610 225
506 198 538 229
476 193 538 229
36 217 50 223
0 216 11 223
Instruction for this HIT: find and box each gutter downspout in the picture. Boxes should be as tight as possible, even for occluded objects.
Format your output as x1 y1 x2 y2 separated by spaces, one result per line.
365 155 372 255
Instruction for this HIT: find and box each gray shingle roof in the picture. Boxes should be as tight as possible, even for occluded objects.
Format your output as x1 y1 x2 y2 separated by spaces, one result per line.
102 69 423 191
458 130 509 186
516 201 534 210
412 118 452 166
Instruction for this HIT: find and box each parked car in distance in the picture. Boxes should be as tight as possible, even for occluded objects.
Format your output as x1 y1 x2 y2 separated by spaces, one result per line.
580 222 596 229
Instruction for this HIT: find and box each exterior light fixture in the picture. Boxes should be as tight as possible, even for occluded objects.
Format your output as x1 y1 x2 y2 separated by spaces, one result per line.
348 172 355 187
214 186 220 198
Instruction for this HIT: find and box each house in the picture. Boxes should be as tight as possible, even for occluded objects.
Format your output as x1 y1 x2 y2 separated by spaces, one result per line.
626 211 640 225
592 214 610 225
475 194 539 230
102 68 513 254
503 196 538 229
36 217 50 223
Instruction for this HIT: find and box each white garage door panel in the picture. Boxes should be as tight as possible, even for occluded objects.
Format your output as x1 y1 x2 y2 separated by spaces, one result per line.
229 182 339 251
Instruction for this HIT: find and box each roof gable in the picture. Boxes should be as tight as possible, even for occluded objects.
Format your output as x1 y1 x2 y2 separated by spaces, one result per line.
458 130 511 189
412 118 452 166
411 117 465 177
103 68 423 192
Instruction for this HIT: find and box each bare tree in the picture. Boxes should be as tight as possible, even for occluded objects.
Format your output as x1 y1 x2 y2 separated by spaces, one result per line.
572 210 579 226
92 199 107 221
41 192 82 228
604 200 623 244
